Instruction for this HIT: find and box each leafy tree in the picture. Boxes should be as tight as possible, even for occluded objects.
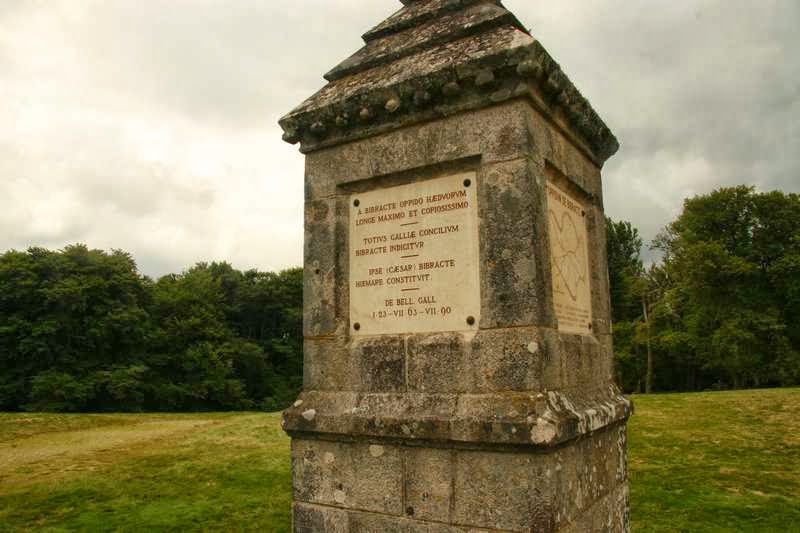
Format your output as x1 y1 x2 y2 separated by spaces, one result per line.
609 187 800 393
653 186 800 390
0 245 151 410
147 265 249 410
606 217 654 391
606 218 644 323
0 246 304 412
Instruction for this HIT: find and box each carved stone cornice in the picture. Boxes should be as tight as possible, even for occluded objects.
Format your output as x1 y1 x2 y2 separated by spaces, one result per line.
280 0 619 164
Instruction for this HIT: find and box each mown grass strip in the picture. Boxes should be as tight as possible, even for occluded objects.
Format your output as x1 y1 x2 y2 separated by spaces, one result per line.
0 389 797 532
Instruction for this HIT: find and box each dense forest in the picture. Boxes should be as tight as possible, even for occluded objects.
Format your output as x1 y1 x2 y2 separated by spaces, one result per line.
0 251 302 412
1 185 797 412
608 186 800 393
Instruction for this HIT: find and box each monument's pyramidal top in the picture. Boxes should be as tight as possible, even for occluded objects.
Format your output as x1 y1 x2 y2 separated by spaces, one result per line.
280 0 618 163
327 0 528 82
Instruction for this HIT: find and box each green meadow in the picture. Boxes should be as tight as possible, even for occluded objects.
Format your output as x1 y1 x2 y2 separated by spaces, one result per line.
0 389 798 532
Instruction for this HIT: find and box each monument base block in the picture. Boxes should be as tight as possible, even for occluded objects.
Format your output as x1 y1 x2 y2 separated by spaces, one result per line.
288 425 629 533
284 388 631 532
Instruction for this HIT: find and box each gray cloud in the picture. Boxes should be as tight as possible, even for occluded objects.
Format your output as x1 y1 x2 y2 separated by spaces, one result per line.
506 0 800 255
1 0 797 275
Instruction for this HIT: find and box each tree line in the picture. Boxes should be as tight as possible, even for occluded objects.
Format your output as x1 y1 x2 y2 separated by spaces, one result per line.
608 186 800 393
1 185 797 412
0 247 302 412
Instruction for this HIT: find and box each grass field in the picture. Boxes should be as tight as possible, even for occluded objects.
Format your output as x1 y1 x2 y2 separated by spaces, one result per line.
628 388 799 532
0 389 797 532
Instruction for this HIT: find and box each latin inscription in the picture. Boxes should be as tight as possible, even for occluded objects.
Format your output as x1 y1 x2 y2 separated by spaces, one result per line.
547 182 593 335
349 173 480 335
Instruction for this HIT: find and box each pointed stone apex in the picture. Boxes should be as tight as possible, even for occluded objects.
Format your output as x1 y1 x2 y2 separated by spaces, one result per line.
363 0 508 43
325 2 521 82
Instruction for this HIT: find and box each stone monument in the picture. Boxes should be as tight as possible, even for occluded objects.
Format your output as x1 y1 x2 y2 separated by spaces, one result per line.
280 1 631 531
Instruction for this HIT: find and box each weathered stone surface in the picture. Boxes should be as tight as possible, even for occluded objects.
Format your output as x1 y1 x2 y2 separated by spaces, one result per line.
304 100 532 199
403 447 453 522
558 483 629 533
303 338 354 391
469 327 543 392
347 510 498 533
283 391 360 437
452 450 532 531
478 159 545 329
597 333 616 388
355 335 406 392
587 203 614 336
326 3 522 82
350 442 404 514
294 492 525 532
540 327 564 391
560 334 603 393
284 388 631 448
292 439 352 507
304 199 338 337
407 332 469 393
364 0 492 42
292 439 403 514
293 502 348 533
288 26 533 119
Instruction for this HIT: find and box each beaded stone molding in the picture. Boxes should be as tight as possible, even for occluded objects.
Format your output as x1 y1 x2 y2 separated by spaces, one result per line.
279 0 619 164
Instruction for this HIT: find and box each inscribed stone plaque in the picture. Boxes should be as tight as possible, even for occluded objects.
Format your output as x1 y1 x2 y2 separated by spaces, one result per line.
349 172 480 336
547 182 593 335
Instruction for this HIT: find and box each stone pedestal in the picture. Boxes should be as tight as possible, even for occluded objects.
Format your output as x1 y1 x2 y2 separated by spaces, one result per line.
280 1 631 531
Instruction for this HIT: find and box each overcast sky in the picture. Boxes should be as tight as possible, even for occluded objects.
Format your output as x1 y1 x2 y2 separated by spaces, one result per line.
1 0 797 276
